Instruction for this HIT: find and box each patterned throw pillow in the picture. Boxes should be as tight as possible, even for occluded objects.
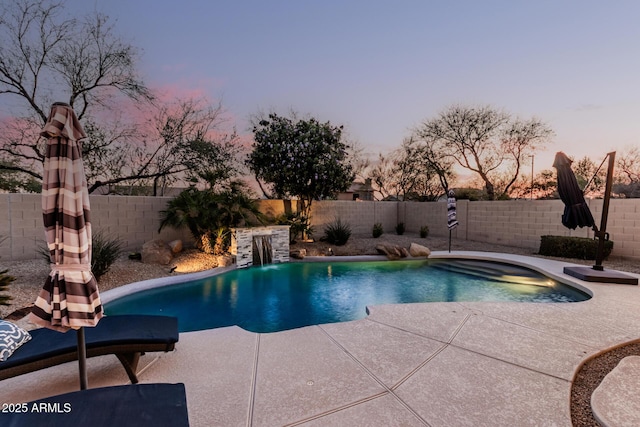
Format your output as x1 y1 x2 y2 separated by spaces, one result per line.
0 320 32 362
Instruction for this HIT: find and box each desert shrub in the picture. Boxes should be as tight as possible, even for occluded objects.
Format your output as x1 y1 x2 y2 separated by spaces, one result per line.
420 225 429 238
324 218 352 246
372 223 383 238
91 230 124 281
395 222 405 235
538 235 613 260
38 230 123 281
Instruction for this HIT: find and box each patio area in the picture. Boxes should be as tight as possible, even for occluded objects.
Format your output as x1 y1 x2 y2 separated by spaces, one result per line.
2 252 639 426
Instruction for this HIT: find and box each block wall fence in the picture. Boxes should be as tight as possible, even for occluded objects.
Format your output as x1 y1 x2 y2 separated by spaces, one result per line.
1 194 639 261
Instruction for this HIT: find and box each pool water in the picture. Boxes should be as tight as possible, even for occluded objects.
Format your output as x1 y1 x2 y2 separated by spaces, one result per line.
104 259 589 333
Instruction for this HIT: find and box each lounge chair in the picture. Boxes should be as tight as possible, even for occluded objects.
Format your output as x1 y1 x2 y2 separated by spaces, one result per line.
2 383 190 427
0 315 178 384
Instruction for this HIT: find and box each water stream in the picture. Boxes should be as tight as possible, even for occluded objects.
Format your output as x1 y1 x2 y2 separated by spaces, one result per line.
252 235 273 266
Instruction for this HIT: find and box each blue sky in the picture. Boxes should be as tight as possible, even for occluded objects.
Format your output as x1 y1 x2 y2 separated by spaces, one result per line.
31 1 640 170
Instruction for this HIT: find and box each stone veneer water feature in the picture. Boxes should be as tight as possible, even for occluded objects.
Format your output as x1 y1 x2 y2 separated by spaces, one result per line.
230 226 290 268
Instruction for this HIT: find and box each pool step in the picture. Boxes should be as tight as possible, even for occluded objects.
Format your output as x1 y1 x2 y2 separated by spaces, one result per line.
430 260 553 286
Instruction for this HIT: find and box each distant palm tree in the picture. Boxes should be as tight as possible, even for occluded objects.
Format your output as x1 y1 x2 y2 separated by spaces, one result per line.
159 181 264 255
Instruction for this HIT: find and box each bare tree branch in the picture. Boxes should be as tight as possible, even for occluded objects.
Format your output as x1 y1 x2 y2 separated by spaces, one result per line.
414 105 552 199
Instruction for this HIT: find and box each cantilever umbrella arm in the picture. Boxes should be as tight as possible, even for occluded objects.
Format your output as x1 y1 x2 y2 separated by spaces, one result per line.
592 152 615 271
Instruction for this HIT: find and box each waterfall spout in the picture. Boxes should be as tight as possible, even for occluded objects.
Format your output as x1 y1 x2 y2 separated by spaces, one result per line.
252 235 273 266
231 226 290 268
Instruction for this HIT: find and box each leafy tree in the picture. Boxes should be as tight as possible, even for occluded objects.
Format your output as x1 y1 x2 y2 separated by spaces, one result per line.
247 113 354 220
0 166 40 193
413 105 553 200
159 181 264 255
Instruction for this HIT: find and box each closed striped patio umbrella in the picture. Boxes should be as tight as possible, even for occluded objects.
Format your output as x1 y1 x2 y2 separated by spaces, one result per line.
28 102 103 389
447 190 459 252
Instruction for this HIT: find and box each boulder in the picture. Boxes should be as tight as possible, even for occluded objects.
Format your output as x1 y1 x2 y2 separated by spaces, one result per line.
216 255 234 267
290 249 307 260
375 244 408 260
168 239 183 254
409 243 431 258
141 239 173 265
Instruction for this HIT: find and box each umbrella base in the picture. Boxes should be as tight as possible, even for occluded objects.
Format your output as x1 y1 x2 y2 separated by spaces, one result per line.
563 266 638 285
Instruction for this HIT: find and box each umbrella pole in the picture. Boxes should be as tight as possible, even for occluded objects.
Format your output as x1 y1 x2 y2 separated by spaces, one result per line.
448 229 452 253
77 327 88 390
593 152 616 271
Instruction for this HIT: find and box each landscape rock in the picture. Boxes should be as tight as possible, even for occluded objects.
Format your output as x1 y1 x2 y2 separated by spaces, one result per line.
168 239 183 254
216 255 234 267
375 244 408 260
409 243 431 258
141 239 173 265
290 249 307 259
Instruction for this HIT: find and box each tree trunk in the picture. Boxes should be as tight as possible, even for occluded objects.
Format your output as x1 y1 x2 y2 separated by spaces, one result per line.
197 234 215 254
298 199 312 240
485 181 496 200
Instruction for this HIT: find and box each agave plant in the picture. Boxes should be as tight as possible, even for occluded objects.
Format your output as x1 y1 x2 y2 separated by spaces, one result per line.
324 217 352 246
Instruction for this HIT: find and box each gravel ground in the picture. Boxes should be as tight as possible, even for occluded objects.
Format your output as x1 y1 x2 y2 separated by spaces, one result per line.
1 233 639 425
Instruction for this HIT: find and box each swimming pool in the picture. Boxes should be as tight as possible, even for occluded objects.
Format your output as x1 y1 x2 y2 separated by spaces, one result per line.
104 259 589 333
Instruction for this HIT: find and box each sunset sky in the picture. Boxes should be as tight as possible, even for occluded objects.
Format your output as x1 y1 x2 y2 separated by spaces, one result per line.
6 1 640 173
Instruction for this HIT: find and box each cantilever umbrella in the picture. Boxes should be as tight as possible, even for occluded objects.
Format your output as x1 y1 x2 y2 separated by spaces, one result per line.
28 102 103 390
552 152 595 230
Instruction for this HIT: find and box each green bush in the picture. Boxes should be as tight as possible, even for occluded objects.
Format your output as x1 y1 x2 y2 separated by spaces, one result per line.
372 223 383 238
538 235 613 260
420 225 429 238
324 218 352 246
395 222 405 235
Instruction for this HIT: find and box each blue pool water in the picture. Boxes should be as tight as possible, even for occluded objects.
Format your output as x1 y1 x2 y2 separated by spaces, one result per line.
104 259 589 333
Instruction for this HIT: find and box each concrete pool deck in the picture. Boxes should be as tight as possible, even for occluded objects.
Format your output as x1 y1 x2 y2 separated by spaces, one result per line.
2 251 639 426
